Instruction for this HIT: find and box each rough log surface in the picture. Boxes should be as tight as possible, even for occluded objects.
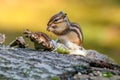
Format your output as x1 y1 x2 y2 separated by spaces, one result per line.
0 45 120 80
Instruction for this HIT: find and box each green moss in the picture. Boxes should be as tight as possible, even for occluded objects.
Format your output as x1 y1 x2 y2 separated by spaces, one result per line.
57 47 70 54
102 72 113 78
50 76 60 80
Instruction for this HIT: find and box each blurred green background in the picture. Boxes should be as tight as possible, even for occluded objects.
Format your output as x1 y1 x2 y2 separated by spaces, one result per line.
0 0 120 64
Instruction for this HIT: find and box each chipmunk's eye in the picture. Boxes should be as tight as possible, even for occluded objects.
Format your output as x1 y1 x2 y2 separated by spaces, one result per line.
54 18 59 22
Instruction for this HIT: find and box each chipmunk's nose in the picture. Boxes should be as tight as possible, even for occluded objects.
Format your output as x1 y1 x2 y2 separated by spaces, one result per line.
47 26 50 31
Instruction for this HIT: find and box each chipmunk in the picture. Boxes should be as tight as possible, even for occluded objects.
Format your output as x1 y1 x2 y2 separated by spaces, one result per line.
47 11 83 47
0 33 5 45
23 29 54 51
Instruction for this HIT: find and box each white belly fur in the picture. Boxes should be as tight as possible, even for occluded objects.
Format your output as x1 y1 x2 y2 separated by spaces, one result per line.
54 37 87 56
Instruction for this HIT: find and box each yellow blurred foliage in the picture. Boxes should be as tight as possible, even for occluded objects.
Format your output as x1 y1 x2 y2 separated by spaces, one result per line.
0 0 120 64
0 0 67 31
0 0 120 31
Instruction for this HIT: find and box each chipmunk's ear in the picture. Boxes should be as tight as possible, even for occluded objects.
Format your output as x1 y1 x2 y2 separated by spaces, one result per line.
26 29 29 31
60 11 67 15
59 11 67 19
64 13 67 16
59 11 64 14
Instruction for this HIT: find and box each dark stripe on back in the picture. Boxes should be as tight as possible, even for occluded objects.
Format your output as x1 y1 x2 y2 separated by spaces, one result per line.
70 29 81 42
70 23 83 42
71 23 83 36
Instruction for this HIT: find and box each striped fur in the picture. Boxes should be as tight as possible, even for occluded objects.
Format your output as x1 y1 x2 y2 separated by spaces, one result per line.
47 11 83 46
